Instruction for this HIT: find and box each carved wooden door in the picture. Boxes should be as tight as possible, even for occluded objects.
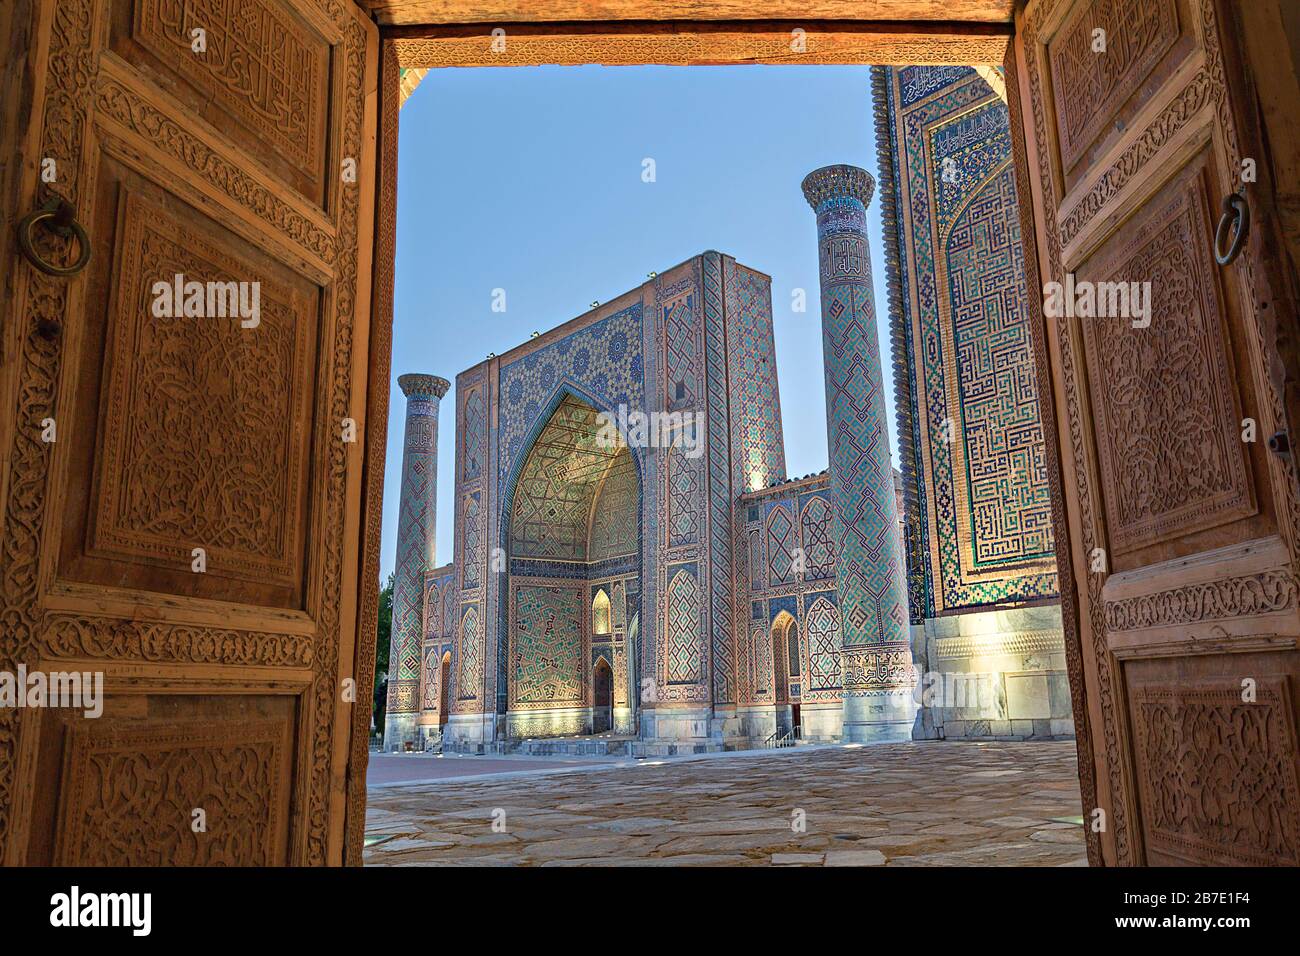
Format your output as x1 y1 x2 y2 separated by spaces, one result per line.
0 0 377 864
1011 0 1300 864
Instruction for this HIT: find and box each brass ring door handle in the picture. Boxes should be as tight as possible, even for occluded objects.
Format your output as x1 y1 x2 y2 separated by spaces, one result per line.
17 198 91 277
1214 190 1249 266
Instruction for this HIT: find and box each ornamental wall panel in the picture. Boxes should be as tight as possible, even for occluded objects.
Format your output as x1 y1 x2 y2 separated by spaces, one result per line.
875 65 1058 616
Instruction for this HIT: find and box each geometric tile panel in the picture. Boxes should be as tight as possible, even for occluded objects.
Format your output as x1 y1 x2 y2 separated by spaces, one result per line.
458 605 481 700
663 288 700 411
498 306 644 487
462 385 486 481
875 65 1058 615
766 504 795 587
799 494 836 581
725 259 786 493
751 624 774 703
590 451 639 561
511 584 585 709
666 568 703 684
667 448 701 547
806 595 843 692
702 252 736 706
462 492 482 589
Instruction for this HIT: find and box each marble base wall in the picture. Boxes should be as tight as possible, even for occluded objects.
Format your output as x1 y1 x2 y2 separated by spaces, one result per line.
911 604 1073 740
642 706 713 742
383 712 418 752
907 622 938 739
709 704 739 742
799 701 843 742
843 689 916 743
416 717 447 754
443 713 500 745
732 705 778 742
613 706 636 735
505 707 591 739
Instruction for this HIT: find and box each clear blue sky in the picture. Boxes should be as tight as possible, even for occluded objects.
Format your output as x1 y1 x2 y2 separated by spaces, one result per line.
384 64 897 580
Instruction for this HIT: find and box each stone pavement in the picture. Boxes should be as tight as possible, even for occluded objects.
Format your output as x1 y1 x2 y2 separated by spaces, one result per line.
367 752 614 786
364 740 1088 866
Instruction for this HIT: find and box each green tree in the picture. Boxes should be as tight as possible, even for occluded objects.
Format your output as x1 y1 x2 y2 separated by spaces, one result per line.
373 573 394 731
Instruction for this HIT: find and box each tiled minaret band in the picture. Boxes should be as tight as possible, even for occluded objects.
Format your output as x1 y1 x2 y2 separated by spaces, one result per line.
385 373 450 750
802 165 916 743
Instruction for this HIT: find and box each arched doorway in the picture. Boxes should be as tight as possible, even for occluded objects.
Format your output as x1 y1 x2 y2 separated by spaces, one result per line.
785 621 801 737
438 651 451 728
772 612 799 737
593 658 613 733
625 609 640 735
502 392 641 739
592 589 612 636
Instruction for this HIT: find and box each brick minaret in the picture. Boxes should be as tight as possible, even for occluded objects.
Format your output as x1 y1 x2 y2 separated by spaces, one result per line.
385 373 451 749
802 165 915 743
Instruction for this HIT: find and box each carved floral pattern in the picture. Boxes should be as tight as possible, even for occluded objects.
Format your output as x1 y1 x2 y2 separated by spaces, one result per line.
58 720 288 865
1131 681 1300 865
1047 0 1181 171
43 617 314 666
391 32 1008 71
94 71 336 263
1105 569 1299 631
1081 165 1252 552
1057 69 1214 249
93 190 313 584
133 0 329 177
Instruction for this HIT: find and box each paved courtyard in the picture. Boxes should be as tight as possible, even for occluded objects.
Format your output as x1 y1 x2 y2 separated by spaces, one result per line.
366 752 611 785
364 740 1088 866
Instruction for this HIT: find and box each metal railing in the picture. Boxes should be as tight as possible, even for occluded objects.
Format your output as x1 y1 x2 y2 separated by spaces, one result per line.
765 728 798 749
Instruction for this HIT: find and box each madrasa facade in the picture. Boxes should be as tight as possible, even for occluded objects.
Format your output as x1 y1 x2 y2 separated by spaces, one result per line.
383 66 1075 754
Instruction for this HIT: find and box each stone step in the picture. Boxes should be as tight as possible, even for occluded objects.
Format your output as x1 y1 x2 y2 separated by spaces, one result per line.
512 737 634 757
626 740 728 758
443 736 761 758
441 740 509 756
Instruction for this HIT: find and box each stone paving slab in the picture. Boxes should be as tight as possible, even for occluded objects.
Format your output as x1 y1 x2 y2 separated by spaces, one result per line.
367 753 614 786
364 740 1087 866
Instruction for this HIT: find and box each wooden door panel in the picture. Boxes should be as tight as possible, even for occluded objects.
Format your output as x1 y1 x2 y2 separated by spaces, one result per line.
27 686 300 866
1017 0 1300 865
107 0 336 207
91 51 338 281
0 0 375 865
1046 0 1198 193
1077 148 1265 564
57 163 321 608
1124 664 1300 866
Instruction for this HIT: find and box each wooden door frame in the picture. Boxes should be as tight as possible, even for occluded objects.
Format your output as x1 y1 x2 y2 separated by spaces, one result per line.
351 0 1298 866
1011 0 1300 865
0 0 1285 871
350 11 1035 866
1001 18 1099 866
1 0 377 866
